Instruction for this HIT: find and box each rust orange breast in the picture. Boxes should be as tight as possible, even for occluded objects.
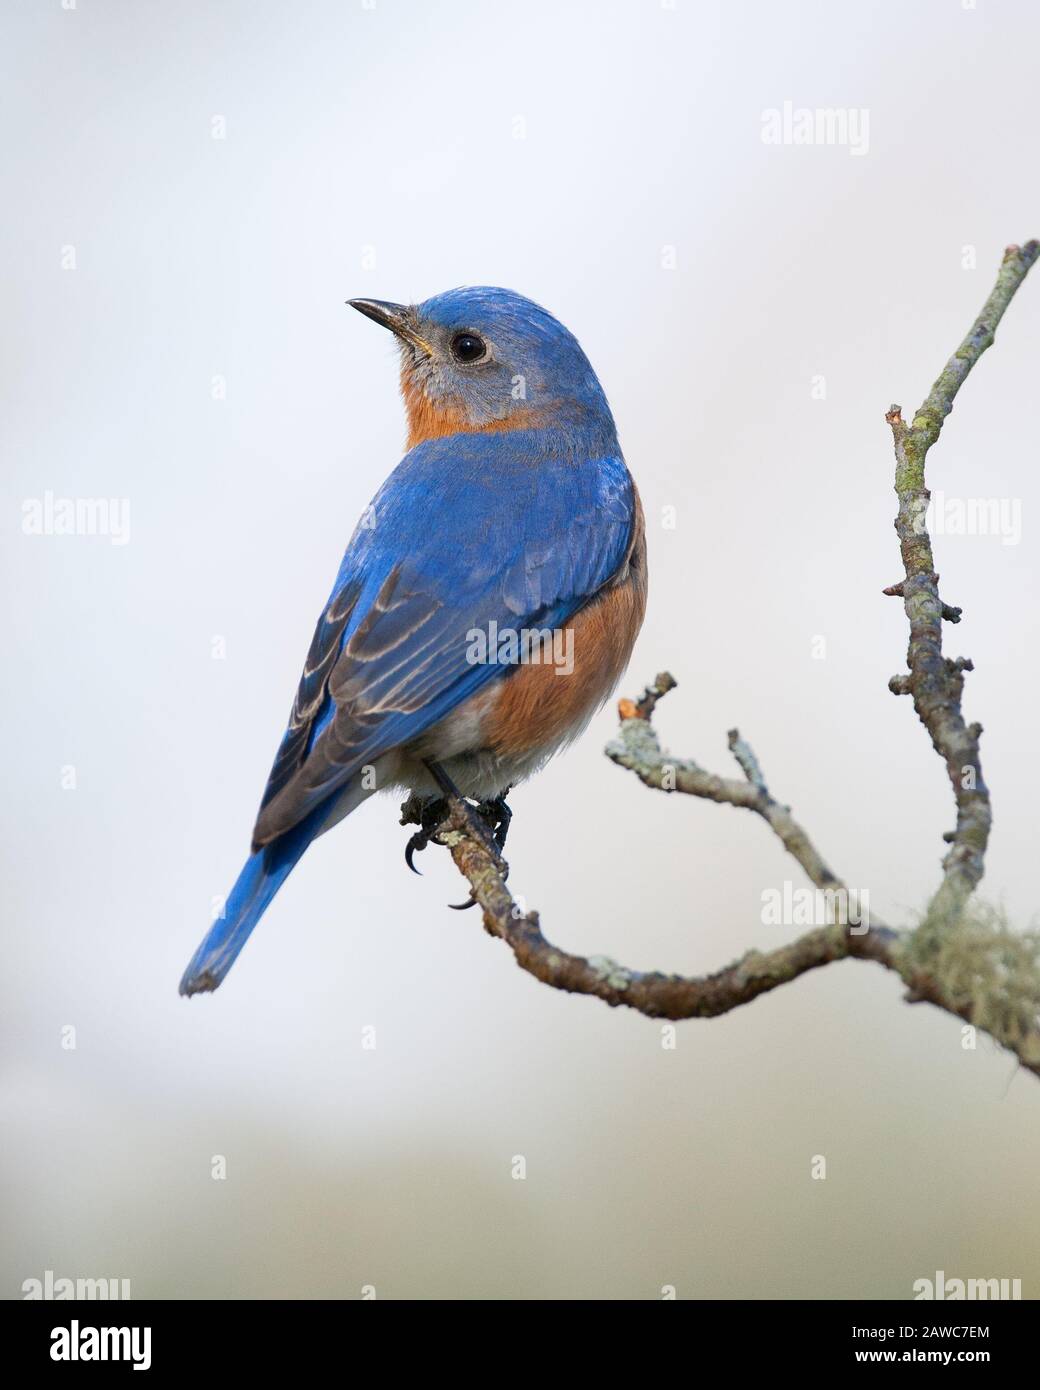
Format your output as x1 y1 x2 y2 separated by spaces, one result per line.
481 488 647 760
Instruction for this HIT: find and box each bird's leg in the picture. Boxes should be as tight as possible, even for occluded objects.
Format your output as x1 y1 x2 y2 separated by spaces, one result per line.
399 793 450 874
475 789 513 852
422 762 510 909
422 761 508 865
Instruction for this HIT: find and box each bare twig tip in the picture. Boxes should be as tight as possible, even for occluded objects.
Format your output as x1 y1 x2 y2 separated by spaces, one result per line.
618 671 678 722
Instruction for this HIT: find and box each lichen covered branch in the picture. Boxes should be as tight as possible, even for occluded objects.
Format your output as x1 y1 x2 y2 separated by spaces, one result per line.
413 774 893 1021
886 240 1038 935
606 673 853 904
413 683 1040 1074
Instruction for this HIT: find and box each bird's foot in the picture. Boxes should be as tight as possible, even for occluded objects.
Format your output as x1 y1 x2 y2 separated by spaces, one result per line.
401 769 513 910
399 794 450 875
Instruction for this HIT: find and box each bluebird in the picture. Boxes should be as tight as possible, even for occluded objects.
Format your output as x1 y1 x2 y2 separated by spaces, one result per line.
180 287 646 995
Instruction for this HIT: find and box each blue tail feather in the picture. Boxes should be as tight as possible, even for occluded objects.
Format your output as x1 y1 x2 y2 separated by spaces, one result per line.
179 805 328 996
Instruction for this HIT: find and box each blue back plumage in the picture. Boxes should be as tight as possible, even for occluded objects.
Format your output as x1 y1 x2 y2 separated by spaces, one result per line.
251 425 634 844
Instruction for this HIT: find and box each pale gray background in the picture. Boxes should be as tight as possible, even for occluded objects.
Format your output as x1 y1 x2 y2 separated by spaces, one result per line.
3 0 1039 1299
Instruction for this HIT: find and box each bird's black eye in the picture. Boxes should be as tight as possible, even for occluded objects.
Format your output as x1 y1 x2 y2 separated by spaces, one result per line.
450 331 487 363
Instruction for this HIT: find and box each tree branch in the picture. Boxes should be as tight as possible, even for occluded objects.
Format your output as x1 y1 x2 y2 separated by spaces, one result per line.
607 676 854 902
886 240 1039 935
411 773 895 1021
407 242 1040 1078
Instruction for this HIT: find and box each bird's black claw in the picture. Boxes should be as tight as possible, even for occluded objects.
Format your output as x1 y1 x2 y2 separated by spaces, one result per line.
404 833 426 875
400 795 450 874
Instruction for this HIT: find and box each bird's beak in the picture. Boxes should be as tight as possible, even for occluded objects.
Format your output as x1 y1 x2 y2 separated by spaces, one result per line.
348 299 433 355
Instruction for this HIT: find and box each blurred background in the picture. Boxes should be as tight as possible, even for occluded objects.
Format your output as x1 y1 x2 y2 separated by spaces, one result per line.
3 0 1039 1300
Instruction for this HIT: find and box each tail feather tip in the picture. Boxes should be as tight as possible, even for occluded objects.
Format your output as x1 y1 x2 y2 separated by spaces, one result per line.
178 967 221 998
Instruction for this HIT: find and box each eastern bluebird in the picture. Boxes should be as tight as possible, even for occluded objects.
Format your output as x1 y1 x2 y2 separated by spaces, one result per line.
180 287 646 995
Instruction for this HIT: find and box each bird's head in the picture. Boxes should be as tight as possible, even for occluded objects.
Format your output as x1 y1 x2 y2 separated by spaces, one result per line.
349 286 613 449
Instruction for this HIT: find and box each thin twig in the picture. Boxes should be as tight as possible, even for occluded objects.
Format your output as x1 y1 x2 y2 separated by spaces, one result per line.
606 688 852 900
887 240 1039 934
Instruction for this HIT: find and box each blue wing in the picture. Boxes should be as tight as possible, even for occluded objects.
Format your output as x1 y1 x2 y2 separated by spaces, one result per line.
252 428 635 845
